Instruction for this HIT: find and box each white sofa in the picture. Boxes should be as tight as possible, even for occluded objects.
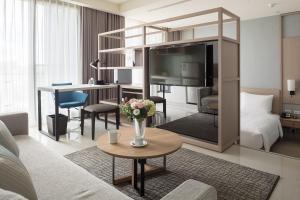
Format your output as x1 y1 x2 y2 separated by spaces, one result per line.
0 112 217 200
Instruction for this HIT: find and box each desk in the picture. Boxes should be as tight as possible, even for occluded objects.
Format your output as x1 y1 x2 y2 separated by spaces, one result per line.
37 84 120 141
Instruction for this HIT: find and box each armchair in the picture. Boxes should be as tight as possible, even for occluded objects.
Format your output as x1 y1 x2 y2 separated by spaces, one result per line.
52 83 88 120
197 87 218 114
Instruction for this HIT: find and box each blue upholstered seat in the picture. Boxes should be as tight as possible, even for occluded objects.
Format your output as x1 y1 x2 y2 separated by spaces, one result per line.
52 83 88 118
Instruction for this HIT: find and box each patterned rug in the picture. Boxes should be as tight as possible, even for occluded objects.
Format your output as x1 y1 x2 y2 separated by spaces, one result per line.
65 147 279 200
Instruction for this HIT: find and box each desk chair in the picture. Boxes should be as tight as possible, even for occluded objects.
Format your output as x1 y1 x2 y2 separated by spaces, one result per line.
52 83 88 120
80 104 120 140
149 96 166 119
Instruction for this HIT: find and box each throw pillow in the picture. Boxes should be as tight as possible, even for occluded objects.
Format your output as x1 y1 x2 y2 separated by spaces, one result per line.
0 145 38 200
0 120 19 157
0 188 28 200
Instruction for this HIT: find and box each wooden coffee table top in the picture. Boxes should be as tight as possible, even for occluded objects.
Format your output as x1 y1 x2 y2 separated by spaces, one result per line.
97 127 182 159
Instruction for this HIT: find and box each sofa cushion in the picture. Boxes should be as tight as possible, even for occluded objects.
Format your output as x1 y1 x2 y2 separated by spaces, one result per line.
161 179 217 200
14 135 132 200
0 145 38 200
0 120 19 157
201 95 218 106
0 188 28 200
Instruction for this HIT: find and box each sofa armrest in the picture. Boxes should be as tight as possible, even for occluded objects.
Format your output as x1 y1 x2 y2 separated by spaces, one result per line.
161 179 217 200
0 112 28 136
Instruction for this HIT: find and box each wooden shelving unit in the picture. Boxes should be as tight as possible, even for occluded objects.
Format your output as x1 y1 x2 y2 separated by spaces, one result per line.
98 7 240 152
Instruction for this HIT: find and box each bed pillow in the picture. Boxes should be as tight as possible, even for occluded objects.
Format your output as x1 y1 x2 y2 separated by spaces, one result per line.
0 120 19 157
0 145 38 200
241 92 273 114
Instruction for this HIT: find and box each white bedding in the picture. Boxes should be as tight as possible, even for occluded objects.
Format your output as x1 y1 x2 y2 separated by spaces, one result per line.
240 112 283 152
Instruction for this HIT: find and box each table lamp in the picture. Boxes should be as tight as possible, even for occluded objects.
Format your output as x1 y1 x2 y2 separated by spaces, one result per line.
89 59 106 85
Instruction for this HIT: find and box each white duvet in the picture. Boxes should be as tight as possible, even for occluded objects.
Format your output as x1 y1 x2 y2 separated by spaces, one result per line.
240 112 283 152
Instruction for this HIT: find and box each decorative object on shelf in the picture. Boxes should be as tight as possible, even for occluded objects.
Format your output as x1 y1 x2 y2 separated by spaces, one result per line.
108 130 119 144
287 79 296 96
120 99 156 147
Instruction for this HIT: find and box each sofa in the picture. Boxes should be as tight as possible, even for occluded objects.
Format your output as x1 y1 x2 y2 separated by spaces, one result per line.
0 112 217 200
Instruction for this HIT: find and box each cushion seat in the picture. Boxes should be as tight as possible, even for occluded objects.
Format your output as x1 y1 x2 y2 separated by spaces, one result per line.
59 101 84 109
84 104 118 113
201 95 218 106
150 96 165 104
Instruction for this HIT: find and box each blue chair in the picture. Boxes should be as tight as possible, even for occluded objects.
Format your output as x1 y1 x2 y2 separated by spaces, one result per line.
52 83 88 120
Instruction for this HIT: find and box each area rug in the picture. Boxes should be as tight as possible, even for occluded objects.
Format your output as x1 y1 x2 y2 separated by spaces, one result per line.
157 113 218 143
65 147 279 200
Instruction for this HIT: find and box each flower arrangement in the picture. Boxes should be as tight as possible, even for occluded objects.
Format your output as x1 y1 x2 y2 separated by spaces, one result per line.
120 99 156 122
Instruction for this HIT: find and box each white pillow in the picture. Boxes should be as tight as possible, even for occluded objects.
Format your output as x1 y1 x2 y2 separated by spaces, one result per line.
240 92 273 114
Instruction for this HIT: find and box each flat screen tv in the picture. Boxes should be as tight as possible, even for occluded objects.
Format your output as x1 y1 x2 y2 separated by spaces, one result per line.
149 43 214 87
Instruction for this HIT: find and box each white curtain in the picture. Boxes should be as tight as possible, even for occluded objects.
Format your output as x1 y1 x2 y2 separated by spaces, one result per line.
35 0 82 117
35 0 81 86
0 0 35 122
0 0 82 123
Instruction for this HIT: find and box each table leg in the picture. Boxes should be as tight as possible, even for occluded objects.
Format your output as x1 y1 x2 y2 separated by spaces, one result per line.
132 159 138 189
138 159 146 196
54 90 60 141
38 90 42 131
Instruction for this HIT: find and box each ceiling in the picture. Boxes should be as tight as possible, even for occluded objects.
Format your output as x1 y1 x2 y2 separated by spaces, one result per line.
71 0 300 24
118 0 300 23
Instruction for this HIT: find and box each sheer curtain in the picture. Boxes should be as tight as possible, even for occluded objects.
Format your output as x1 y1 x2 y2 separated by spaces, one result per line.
0 0 35 122
35 0 82 117
0 0 82 123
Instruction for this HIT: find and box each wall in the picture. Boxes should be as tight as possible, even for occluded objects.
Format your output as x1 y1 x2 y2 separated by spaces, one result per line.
282 13 300 112
240 16 281 89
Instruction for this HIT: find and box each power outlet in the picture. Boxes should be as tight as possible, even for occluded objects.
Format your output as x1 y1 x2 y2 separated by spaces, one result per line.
294 110 300 115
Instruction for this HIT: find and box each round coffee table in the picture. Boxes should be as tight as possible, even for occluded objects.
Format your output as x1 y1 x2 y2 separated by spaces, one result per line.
97 127 182 196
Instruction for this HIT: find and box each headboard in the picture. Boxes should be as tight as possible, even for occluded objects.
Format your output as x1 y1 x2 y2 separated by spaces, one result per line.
241 88 282 114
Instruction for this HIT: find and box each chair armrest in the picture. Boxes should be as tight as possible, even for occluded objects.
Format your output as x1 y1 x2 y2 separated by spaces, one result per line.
0 112 28 136
161 179 217 200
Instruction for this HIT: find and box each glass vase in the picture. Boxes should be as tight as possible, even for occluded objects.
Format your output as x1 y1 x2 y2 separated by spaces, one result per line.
134 118 146 146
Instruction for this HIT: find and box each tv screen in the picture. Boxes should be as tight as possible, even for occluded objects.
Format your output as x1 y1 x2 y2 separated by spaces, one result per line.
149 43 213 87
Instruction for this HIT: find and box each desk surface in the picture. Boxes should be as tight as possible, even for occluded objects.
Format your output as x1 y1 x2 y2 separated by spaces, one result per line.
38 84 118 92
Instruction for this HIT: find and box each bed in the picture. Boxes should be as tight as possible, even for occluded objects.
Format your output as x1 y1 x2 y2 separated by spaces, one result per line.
240 88 283 152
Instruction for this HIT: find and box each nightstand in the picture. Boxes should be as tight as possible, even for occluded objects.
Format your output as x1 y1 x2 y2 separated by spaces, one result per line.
280 118 300 129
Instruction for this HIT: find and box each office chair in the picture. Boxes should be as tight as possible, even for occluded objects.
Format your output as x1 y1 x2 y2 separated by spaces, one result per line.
52 83 88 120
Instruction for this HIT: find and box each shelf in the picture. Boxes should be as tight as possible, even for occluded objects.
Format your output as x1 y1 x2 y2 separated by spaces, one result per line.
121 84 143 90
122 91 143 95
98 45 145 53
99 99 118 106
98 66 143 70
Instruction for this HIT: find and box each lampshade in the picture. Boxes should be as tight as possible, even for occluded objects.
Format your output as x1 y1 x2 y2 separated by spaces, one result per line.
287 80 296 92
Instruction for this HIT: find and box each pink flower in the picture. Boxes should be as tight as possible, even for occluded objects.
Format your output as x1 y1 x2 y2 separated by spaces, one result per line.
136 102 145 109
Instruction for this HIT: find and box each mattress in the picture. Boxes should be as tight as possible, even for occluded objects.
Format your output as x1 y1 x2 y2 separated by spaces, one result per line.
240 112 283 152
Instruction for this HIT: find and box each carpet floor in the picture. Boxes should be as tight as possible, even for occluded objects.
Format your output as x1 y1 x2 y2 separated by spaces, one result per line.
65 147 279 200
271 128 300 158
157 113 218 143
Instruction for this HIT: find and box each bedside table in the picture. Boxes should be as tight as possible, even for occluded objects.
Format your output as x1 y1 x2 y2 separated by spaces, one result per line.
280 118 300 129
